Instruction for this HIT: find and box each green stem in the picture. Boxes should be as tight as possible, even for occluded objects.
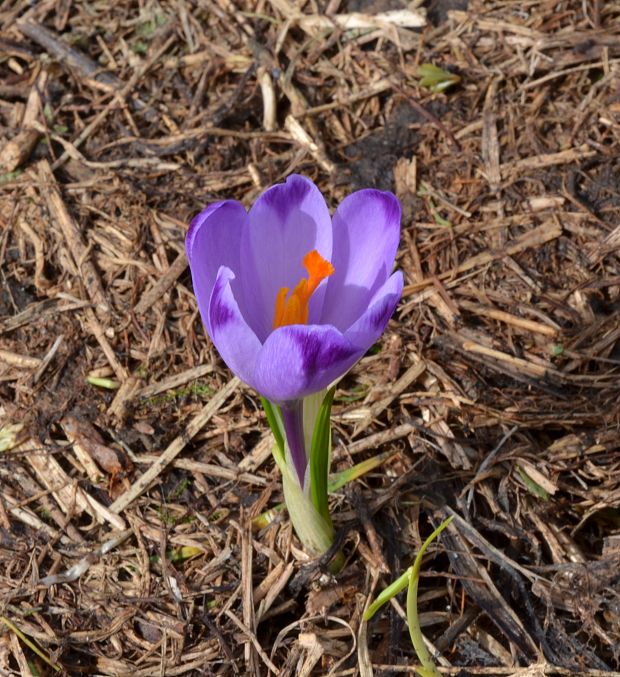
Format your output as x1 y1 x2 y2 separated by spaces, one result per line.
407 517 454 677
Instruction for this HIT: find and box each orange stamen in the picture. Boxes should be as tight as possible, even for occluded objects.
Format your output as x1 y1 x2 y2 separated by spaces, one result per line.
273 250 334 328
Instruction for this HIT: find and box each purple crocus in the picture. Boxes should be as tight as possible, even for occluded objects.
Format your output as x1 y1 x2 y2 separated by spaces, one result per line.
186 175 402 491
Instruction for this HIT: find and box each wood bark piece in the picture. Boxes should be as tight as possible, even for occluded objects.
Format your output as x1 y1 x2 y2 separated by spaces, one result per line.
0 128 39 172
0 69 46 172
37 160 110 319
17 22 120 92
22 438 126 530
84 308 127 381
285 114 335 173
0 349 41 369
135 364 214 399
22 24 175 170
135 455 267 486
16 21 158 125
2 491 71 545
352 359 427 436
134 252 188 315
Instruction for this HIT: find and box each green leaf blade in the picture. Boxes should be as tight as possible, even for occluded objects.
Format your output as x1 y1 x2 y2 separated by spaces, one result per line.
406 516 454 677
309 387 335 522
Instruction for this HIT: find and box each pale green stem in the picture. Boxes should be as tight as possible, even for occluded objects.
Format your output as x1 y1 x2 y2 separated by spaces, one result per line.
281 468 335 558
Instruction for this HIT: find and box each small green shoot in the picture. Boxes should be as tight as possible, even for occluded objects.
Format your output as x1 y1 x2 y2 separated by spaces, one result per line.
207 508 229 524
364 516 454 677
168 478 192 500
0 170 23 185
155 507 178 526
0 423 24 452
429 204 452 227
334 384 368 403
416 64 461 93
328 450 395 493
252 503 285 530
515 466 550 500
139 382 214 408
150 545 203 564
168 545 202 563
407 517 453 677
28 660 42 676
87 375 120 389
417 184 452 227
132 40 148 54
136 12 167 38
0 615 61 672
43 103 54 123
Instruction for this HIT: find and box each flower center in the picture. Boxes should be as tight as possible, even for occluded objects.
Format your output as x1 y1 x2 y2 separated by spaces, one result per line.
273 250 334 328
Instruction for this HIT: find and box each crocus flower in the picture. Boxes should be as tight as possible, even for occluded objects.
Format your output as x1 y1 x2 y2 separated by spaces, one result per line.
186 175 402 402
186 175 402 558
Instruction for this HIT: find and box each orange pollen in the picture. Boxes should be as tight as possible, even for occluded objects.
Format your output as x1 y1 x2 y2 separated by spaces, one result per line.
273 250 335 328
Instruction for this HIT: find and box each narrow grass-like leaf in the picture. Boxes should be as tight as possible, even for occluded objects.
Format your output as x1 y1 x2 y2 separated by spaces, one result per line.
0 615 61 672
515 466 550 500
169 545 203 562
406 516 454 677
309 387 335 521
261 397 284 453
261 397 286 472
363 565 413 621
329 450 396 493
252 503 285 530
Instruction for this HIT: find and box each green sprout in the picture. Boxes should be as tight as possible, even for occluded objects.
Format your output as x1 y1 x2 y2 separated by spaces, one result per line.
0 423 24 452
87 375 120 389
416 64 461 93
515 466 550 500
364 516 454 677
0 170 23 185
0 616 60 672
131 40 148 55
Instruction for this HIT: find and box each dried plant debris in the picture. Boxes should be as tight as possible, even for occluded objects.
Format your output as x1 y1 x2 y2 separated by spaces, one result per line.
0 0 619 674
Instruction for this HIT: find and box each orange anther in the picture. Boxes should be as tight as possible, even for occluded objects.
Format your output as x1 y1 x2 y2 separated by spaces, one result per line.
273 250 334 328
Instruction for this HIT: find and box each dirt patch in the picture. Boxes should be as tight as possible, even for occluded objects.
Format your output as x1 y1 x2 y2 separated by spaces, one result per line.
343 100 438 192
427 0 469 25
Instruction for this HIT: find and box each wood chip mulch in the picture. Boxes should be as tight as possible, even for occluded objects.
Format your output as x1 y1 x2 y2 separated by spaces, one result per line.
1 0 619 674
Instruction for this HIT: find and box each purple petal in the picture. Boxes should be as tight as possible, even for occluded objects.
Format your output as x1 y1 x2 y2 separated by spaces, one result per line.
253 324 360 403
240 175 332 342
208 266 262 390
321 190 401 331
344 271 403 350
186 200 250 326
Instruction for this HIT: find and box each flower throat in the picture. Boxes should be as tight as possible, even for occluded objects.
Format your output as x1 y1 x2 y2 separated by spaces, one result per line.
273 250 334 328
